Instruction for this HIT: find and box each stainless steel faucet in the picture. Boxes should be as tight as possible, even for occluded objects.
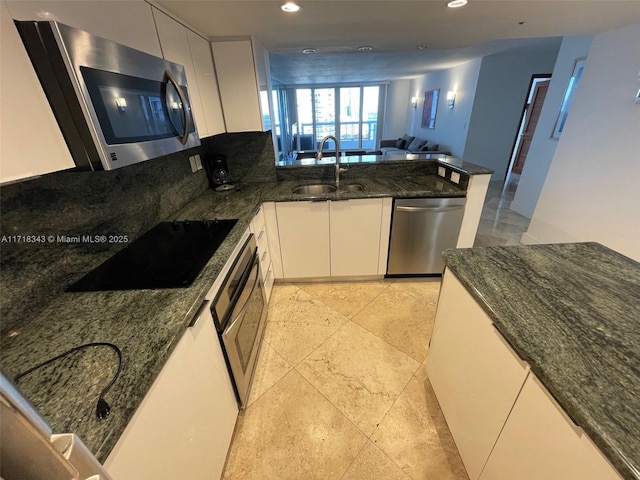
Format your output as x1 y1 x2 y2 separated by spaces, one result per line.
316 135 343 186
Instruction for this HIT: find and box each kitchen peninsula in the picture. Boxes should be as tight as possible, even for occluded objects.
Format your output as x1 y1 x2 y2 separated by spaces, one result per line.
428 242 640 480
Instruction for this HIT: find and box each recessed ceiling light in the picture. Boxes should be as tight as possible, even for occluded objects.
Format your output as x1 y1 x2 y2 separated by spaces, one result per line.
416 45 429 50
447 0 468 7
281 2 301 13
357 46 373 52
301 48 317 54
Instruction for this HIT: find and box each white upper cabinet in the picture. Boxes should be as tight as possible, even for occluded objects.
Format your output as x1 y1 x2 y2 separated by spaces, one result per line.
4 0 162 56
211 40 264 132
186 29 226 136
0 0 74 184
152 8 225 138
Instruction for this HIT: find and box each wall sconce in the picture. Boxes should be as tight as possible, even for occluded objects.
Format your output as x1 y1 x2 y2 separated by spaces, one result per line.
447 91 456 109
115 97 127 112
411 96 418 109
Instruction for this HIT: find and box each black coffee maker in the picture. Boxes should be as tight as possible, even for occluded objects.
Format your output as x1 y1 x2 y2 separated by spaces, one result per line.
202 153 235 191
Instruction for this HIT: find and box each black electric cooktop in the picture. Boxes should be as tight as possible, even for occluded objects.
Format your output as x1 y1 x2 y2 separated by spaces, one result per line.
67 219 238 291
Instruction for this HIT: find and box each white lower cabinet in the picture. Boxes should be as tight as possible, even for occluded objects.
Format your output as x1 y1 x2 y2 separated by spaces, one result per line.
249 206 273 302
426 269 530 480
330 198 384 277
274 198 390 279
104 304 238 480
276 201 330 278
479 374 622 480
428 268 623 480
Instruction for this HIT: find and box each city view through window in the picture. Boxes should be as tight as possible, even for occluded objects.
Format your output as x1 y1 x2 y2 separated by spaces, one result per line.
295 85 381 150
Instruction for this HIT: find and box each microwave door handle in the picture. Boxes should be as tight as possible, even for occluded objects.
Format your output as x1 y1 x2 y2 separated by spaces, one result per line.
164 69 190 145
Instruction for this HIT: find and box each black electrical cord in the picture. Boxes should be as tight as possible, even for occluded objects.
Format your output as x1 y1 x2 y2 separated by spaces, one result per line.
14 342 123 420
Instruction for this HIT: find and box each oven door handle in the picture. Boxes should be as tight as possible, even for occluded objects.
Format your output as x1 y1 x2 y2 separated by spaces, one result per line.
225 260 261 333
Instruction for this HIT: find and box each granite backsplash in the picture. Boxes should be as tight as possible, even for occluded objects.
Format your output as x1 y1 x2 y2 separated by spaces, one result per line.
201 130 278 183
0 147 208 336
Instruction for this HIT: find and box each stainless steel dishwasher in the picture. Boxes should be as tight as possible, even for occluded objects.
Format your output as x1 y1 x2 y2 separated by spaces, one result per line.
387 197 466 275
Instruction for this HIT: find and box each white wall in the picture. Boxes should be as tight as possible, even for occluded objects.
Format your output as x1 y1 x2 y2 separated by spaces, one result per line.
383 79 411 140
523 23 640 261
408 59 482 157
463 46 560 180
511 36 594 218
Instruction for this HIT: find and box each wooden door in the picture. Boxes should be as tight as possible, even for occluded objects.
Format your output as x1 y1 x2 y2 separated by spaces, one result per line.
511 80 550 174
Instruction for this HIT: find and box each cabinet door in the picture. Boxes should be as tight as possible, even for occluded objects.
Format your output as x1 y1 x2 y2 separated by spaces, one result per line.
262 202 284 279
426 269 529 480
1 1 74 184
276 201 330 278
5 0 161 56
186 29 225 136
479 374 622 480
152 8 209 137
104 303 238 480
330 198 383 276
211 40 262 132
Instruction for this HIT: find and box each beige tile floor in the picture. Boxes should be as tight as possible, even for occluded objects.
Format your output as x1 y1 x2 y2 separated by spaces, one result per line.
222 177 527 479
222 279 469 480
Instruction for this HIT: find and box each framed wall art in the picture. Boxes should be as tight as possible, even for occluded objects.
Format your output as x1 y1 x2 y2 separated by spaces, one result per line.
421 89 439 129
552 57 586 139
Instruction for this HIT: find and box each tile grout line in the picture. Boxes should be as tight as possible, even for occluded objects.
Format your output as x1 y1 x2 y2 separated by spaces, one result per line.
295 280 391 321
337 435 370 480
368 369 426 479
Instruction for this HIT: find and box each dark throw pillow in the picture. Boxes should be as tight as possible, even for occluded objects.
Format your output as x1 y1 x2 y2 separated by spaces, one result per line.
426 143 440 151
401 134 415 148
395 138 405 149
407 138 425 152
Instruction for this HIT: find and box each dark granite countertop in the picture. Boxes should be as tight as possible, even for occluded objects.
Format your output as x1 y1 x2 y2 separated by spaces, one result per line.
442 243 640 480
0 174 464 463
276 153 494 176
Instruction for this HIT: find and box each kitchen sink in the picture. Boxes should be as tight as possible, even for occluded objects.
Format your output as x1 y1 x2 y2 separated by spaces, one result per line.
292 184 337 195
342 184 365 192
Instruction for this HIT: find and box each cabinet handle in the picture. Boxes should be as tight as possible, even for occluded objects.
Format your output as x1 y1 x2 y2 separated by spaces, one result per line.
188 300 210 328
261 250 268 263
258 229 265 241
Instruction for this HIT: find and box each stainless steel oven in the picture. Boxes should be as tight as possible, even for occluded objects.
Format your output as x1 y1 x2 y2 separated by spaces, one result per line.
212 235 267 408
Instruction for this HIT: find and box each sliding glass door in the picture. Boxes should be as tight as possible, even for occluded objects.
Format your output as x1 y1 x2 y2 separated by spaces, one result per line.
361 86 379 150
287 85 382 152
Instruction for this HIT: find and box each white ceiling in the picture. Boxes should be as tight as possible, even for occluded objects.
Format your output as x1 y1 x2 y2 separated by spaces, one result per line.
157 0 640 84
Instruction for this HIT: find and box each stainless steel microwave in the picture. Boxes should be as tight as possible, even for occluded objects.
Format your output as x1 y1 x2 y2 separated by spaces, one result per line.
16 21 200 171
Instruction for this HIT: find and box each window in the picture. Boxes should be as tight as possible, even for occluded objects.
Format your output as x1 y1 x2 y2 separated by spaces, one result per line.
290 85 382 152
